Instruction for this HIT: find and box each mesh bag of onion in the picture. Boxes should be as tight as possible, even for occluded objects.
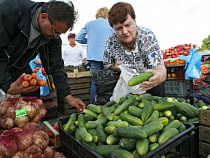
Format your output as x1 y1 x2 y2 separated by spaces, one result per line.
0 122 65 158
0 96 47 130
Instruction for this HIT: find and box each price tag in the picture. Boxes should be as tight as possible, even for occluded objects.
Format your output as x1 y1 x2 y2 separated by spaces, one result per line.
169 59 174 62
16 109 27 118
43 121 49 124
87 71 90 74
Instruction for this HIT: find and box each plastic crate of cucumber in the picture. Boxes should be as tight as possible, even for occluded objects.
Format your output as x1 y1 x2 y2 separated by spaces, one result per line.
58 93 196 158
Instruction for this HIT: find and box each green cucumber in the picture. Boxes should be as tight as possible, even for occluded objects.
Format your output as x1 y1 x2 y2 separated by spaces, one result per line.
178 122 186 133
64 113 76 131
151 117 169 127
188 117 199 122
78 114 86 126
114 98 135 116
162 120 180 132
85 114 94 121
174 102 195 118
111 149 134 158
96 124 108 144
87 104 101 113
102 106 114 121
182 102 199 117
136 139 149 156
119 138 136 151
153 102 175 111
106 121 129 127
148 133 159 143
85 117 107 129
106 134 120 145
158 128 179 145
104 125 116 135
128 72 154 87
108 105 117 113
78 125 93 142
141 122 163 137
115 126 147 140
149 143 160 151
67 124 76 135
141 101 154 122
120 113 143 126
104 100 116 107
83 109 98 119
144 110 159 125
163 110 172 118
128 106 143 117
94 145 120 158
82 141 97 150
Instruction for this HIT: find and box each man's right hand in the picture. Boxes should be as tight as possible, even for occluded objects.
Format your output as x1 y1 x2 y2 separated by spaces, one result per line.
7 73 40 95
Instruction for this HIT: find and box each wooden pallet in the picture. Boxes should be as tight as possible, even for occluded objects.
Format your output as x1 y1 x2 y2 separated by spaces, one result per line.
66 69 91 78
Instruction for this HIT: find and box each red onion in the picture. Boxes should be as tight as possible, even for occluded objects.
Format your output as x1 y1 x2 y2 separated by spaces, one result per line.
33 131 49 149
0 135 17 157
22 105 36 118
31 102 40 110
17 134 33 150
1 118 15 129
30 114 43 124
11 151 29 158
43 146 55 158
37 107 47 117
0 107 8 116
23 122 41 134
25 145 42 154
53 152 66 158
3 107 16 119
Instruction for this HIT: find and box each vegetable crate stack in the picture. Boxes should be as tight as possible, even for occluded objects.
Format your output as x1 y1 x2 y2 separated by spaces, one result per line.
199 107 210 158
57 75 91 115
164 65 193 100
58 93 198 158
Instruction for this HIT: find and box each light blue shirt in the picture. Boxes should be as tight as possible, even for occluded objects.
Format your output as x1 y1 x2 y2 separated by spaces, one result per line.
75 18 113 62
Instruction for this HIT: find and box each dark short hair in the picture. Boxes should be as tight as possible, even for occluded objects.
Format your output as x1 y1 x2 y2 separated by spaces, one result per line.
68 33 76 39
41 1 78 31
108 2 136 27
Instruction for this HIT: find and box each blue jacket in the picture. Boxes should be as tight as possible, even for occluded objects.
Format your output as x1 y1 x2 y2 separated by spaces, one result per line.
75 18 113 62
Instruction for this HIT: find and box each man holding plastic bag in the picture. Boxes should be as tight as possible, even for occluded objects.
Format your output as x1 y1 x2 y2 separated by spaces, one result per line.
103 2 167 100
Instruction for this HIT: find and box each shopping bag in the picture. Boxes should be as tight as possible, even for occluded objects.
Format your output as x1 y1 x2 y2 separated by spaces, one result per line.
111 65 145 101
93 68 120 105
180 46 202 80
37 70 50 96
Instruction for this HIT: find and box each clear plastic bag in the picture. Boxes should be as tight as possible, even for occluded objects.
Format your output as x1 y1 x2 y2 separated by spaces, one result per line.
111 65 145 101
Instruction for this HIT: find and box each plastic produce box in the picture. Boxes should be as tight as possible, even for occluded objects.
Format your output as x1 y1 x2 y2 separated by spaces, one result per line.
164 80 193 98
166 66 185 81
58 116 194 158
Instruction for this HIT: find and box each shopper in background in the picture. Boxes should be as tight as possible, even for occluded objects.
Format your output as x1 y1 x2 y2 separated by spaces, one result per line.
62 33 86 66
103 2 166 96
0 0 85 112
76 7 113 104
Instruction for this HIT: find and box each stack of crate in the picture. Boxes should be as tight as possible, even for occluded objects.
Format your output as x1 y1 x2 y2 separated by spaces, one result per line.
165 64 193 100
57 69 91 115
199 107 210 158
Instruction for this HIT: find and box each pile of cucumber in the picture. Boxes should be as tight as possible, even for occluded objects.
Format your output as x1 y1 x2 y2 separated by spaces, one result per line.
63 93 199 158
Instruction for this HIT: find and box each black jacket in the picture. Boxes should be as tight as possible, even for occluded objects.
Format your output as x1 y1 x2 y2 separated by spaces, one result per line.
0 0 71 98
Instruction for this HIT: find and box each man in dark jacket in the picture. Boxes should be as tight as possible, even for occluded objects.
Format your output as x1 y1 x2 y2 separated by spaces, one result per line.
0 0 85 112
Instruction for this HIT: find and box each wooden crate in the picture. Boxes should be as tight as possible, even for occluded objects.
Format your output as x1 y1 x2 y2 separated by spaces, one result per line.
66 69 91 78
199 142 210 158
199 125 210 143
199 107 210 126
68 76 91 84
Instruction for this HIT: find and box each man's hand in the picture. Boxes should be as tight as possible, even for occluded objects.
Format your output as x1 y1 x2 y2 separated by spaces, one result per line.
7 73 40 95
65 95 86 112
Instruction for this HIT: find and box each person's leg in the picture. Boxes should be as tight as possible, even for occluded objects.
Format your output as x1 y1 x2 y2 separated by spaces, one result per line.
89 61 103 104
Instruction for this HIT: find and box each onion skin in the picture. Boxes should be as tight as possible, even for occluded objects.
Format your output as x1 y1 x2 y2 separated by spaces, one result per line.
0 107 8 116
33 131 49 149
17 134 33 150
3 107 16 119
0 135 17 157
1 118 15 129
11 151 29 158
15 116 29 127
37 107 47 117
23 122 42 134
43 146 55 158
22 105 36 118
53 152 66 158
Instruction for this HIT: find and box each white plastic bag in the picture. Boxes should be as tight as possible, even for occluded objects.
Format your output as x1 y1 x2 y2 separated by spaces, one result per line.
111 65 145 101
